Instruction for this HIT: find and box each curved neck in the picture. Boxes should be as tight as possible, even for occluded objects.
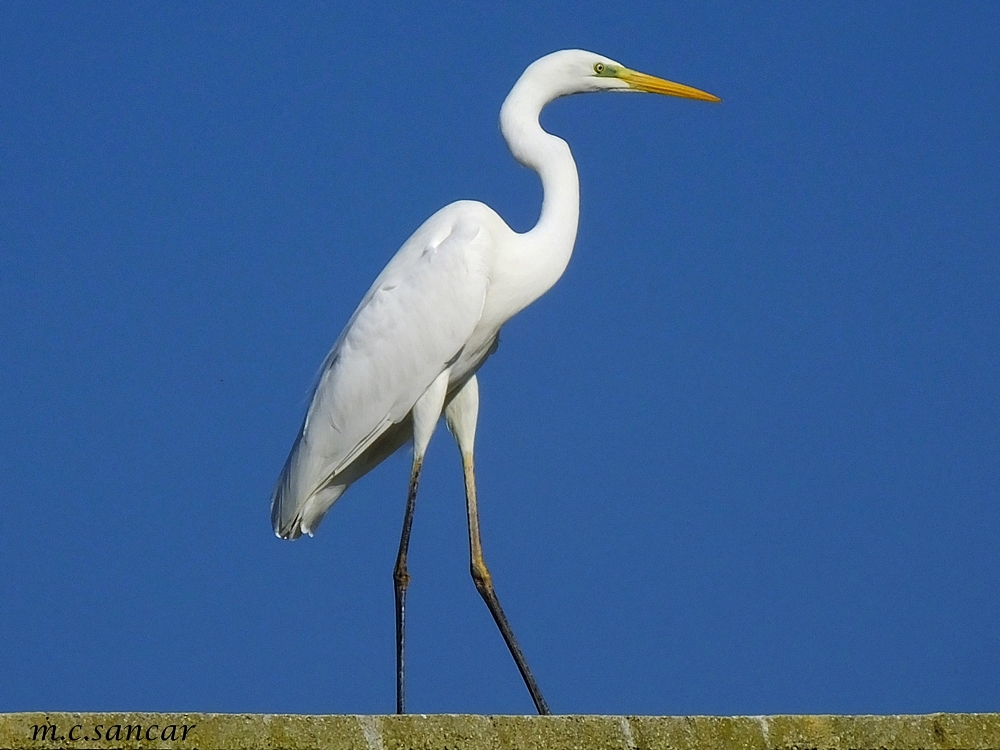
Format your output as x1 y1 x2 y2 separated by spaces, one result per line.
499 78 580 301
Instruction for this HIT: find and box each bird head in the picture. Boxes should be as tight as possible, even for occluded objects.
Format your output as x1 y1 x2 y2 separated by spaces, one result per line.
519 49 720 102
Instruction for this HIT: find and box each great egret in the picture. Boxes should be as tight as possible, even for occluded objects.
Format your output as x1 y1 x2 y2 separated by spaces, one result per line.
271 49 719 715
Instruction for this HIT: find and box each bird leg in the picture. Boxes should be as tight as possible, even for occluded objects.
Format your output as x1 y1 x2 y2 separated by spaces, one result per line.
445 375 550 714
393 368 450 714
393 456 422 714
461 452 551 715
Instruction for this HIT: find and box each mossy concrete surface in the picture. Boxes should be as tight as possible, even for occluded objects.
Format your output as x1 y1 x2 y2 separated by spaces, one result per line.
2 713 999 750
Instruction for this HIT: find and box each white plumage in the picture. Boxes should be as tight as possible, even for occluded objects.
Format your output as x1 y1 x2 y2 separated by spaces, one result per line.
272 205 497 538
269 49 718 714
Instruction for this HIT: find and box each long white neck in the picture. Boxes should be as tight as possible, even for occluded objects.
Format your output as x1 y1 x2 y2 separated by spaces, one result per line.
497 72 580 309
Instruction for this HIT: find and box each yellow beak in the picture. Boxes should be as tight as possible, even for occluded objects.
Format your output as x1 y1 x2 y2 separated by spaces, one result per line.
619 69 721 103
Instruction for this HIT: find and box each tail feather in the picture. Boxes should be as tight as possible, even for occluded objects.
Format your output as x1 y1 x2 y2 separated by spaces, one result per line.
271 430 351 539
270 430 313 540
271 408 415 541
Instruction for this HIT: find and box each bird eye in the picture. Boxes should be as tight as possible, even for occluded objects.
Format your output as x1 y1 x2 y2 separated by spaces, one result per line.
594 62 605 74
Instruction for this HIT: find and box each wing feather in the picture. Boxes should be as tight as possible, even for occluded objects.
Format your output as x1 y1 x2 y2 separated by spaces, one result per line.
271 208 490 537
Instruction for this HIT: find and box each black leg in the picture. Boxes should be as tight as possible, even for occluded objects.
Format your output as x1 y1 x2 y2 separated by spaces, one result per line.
462 455 550 715
393 458 422 714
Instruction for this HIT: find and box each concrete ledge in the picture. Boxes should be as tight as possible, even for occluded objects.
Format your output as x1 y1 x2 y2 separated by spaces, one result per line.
2 713 998 750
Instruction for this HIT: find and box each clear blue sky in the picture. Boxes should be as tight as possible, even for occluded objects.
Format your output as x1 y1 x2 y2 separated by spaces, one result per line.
2 2 997 715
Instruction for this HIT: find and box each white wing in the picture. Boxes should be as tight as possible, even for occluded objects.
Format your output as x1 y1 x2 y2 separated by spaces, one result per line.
272 205 491 538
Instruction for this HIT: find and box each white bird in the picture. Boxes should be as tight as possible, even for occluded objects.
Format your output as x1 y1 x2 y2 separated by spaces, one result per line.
271 49 719 715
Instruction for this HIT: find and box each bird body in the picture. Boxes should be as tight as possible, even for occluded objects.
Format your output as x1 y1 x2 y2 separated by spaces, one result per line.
270 49 719 713
272 53 593 539
271 201 500 538
271 189 574 539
